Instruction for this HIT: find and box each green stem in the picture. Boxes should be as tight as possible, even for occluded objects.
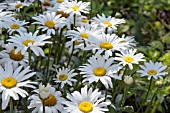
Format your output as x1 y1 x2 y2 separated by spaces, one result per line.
28 48 32 66
46 44 52 82
43 100 45 113
137 77 153 113
66 41 75 67
90 0 93 18
10 98 13 113
144 77 153 102
73 14 76 28
66 14 76 67
121 86 129 107
24 98 27 113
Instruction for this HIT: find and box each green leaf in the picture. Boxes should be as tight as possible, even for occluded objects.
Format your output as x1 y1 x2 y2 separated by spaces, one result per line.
115 94 123 106
149 40 164 51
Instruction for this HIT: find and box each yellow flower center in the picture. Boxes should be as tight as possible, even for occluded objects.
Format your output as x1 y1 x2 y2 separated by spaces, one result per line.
43 1 50 6
124 56 134 63
15 3 22 8
119 40 126 43
56 11 69 18
103 22 112 27
57 0 64 3
79 102 93 113
147 70 157 75
74 40 82 45
71 6 79 11
9 49 24 61
80 33 88 39
119 70 124 74
100 42 113 50
59 74 68 81
81 19 89 23
44 20 55 29
10 24 20 29
22 40 35 46
44 94 57 106
1 77 17 88
93 67 106 76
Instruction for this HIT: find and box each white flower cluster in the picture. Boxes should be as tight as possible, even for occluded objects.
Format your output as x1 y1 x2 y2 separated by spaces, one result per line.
0 0 168 113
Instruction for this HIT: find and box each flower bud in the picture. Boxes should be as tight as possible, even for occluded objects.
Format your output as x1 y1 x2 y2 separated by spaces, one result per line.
155 80 163 88
124 76 133 85
39 83 51 99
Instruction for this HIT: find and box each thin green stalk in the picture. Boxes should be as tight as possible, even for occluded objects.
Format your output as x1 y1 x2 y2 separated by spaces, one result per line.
46 44 52 82
57 36 66 64
66 41 75 67
24 97 27 113
144 77 153 102
90 0 93 18
137 77 153 113
66 14 76 67
121 86 129 108
73 14 76 28
43 100 45 113
28 48 32 66
105 89 108 101
10 98 13 113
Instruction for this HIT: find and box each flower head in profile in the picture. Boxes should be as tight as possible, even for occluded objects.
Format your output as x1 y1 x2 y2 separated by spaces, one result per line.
67 23 102 43
0 44 29 67
8 1 31 12
54 67 77 88
120 34 137 49
0 62 36 110
28 85 65 113
7 18 29 35
58 0 90 16
63 85 111 113
32 12 66 35
137 60 168 80
91 13 125 33
114 49 145 70
8 30 51 56
79 55 121 89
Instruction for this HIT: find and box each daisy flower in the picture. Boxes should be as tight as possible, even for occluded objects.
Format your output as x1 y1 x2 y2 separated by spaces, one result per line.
0 44 29 67
32 12 66 35
0 62 36 110
114 49 145 70
0 10 15 29
8 1 31 12
63 85 111 113
8 30 51 56
120 34 137 49
7 18 29 35
79 55 121 89
58 0 90 16
67 23 102 42
85 32 128 58
46 4 70 18
137 60 168 80
53 67 77 88
91 13 125 33
51 0 67 6
28 84 65 113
